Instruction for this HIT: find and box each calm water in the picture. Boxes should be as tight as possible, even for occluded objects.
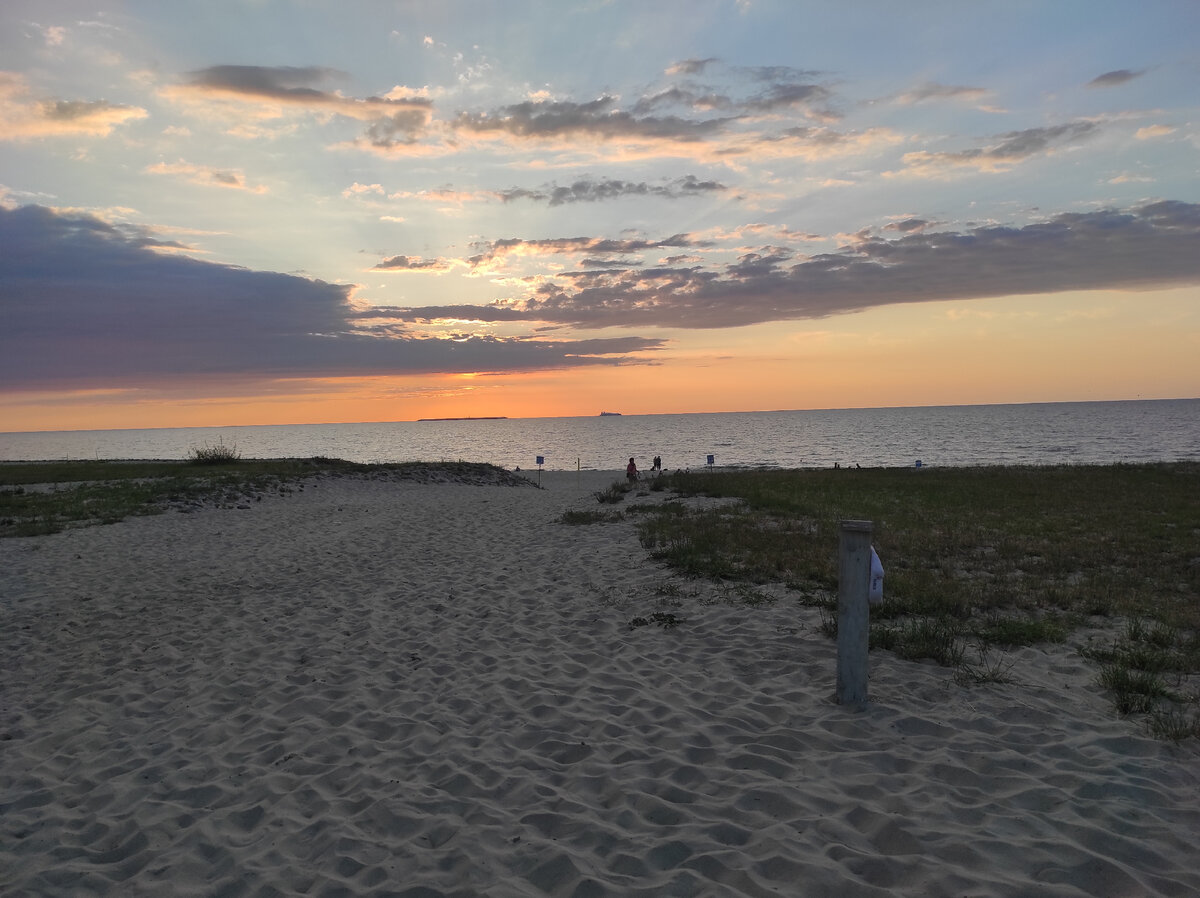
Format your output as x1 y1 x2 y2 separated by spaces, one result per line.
1 400 1196 470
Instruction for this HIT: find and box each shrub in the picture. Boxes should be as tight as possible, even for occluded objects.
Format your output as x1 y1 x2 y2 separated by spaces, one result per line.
189 442 241 465
594 481 631 504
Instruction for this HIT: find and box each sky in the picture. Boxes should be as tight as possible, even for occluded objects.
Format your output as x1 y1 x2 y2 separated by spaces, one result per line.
2 0 1198 432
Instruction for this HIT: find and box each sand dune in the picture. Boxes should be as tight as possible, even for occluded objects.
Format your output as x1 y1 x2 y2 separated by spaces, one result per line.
2 471 1198 897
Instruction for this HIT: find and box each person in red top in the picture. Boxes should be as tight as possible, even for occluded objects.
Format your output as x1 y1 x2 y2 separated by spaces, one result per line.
626 457 638 482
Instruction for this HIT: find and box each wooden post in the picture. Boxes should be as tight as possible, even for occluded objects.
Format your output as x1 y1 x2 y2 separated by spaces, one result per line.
837 520 873 706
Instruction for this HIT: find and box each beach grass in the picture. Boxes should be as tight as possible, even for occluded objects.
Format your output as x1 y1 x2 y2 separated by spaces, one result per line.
0 457 519 537
628 463 1200 737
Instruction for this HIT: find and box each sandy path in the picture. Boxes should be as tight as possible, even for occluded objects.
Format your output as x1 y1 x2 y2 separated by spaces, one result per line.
2 471 1198 897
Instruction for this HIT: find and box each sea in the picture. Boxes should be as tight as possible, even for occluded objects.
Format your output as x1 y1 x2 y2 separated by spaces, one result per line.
1 399 1196 471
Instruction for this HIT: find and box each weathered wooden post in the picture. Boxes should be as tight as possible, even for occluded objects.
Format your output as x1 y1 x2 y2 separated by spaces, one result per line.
837 520 873 706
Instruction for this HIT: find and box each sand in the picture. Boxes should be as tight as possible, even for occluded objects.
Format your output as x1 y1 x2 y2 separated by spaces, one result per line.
2 470 1197 897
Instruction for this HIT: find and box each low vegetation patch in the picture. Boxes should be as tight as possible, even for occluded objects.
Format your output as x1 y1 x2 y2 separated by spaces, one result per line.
629 611 686 630
594 481 634 504
0 458 526 537
561 509 624 525
607 463 1199 739
189 441 241 464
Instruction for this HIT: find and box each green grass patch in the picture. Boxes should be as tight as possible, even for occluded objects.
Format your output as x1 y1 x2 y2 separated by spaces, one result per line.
1099 665 1176 715
0 458 520 537
1148 708 1200 741
956 646 1017 686
594 481 633 504
561 509 624 525
969 612 1070 647
624 463 1200 738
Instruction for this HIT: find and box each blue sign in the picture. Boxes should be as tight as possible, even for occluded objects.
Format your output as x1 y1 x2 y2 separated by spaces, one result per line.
536 456 544 466
706 454 715 466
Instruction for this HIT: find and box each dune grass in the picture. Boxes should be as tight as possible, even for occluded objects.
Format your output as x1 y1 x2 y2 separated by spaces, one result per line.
622 463 1200 738
0 457 347 537
0 457 519 538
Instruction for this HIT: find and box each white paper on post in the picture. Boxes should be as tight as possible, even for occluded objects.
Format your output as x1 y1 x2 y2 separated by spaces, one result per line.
869 546 884 604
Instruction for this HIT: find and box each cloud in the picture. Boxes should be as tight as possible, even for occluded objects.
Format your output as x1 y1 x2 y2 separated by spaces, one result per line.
895 121 1100 176
892 82 993 108
436 61 847 163
167 58 859 165
454 96 731 143
884 218 931 233
741 82 836 116
1135 124 1175 140
774 125 904 161
0 71 147 139
633 81 836 121
634 62 839 123
1107 172 1154 185
383 186 485 206
372 255 457 272
456 234 710 272
162 65 433 144
342 181 386 197
146 160 269 193
0 205 664 391
497 175 728 205
895 82 987 104
34 24 67 47
371 201 1200 330
1087 69 1145 88
371 176 728 209
666 58 718 76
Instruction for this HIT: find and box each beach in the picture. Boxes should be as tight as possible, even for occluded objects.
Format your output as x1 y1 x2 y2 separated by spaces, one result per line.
2 471 1198 897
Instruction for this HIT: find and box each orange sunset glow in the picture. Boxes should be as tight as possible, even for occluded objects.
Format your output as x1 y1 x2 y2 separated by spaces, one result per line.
2 3 1198 433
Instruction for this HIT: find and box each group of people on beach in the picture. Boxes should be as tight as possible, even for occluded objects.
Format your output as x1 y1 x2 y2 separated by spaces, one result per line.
626 455 663 482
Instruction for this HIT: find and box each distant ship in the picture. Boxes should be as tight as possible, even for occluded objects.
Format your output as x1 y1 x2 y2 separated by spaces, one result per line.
598 411 622 416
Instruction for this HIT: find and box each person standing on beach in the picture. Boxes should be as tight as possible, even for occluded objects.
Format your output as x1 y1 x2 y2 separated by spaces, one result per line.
627 457 638 482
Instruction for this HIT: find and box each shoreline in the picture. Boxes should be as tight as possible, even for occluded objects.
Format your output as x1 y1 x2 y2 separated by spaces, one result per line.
2 474 1198 895
4 400 1198 471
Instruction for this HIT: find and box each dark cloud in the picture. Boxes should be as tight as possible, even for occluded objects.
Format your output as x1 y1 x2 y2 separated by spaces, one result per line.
372 255 453 271
578 258 638 269
885 218 930 233
0 205 663 391
903 120 1100 172
185 64 344 100
631 87 714 115
742 82 835 114
739 65 827 84
171 58 836 158
172 65 433 144
455 97 731 142
376 202 1200 330
1 72 148 138
362 110 437 148
1087 69 1145 88
989 122 1099 156
44 99 133 121
632 65 837 121
497 175 727 206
